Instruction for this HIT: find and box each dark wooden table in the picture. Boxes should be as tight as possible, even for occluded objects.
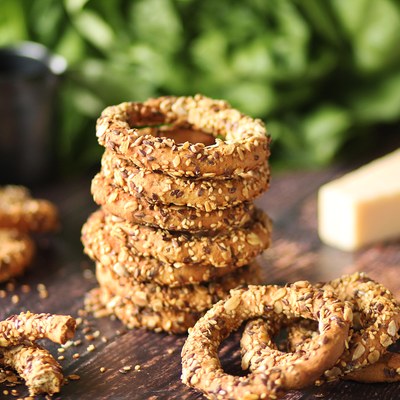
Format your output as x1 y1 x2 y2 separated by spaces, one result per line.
1 161 399 400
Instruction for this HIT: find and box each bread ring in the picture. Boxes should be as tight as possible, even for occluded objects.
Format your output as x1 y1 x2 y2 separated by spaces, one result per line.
92 173 256 233
83 208 271 268
101 149 270 210
285 319 400 383
181 282 351 399
1 344 64 396
0 186 59 232
0 229 35 283
96 95 270 178
82 214 245 286
85 287 201 334
95 261 261 313
84 240 241 288
0 312 76 347
241 273 400 382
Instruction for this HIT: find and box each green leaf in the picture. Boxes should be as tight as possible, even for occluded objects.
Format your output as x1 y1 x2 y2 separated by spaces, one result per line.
303 105 352 164
72 9 115 51
0 0 27 44
350 72 400 122
334 0 400 72
129 0 182 53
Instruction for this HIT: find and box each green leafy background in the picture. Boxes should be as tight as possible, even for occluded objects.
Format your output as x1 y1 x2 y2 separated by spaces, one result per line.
1 0 400 173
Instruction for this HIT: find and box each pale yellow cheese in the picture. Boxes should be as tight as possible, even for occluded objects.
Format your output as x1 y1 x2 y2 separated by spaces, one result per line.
318 148 400 251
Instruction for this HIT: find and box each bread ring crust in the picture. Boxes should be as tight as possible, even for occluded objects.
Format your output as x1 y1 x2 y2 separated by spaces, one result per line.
285 319 400 383
181 282 351 399
92 173 256 233
0 229 35 283
0 312 76 347
0 186 59 232
2 344 64 396
96 95 270 178
101 149 270 210
85 287 201 334
241 273 400 383
83 208 272 268
95 261 261 313
82 214 245 286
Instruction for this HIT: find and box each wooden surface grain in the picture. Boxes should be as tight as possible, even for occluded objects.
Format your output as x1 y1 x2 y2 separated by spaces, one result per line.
0 164 399 400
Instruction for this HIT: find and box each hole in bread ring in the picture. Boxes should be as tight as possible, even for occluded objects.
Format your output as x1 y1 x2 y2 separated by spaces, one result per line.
96 95 270 178
181 282 351 399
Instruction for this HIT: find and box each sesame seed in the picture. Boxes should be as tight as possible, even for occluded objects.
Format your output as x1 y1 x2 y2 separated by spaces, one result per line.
87 344 95 352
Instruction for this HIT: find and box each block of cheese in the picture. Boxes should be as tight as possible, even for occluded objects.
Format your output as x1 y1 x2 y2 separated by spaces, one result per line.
318 148 400 251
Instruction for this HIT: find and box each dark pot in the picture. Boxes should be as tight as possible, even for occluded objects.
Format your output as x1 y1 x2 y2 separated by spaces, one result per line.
0 41 67 186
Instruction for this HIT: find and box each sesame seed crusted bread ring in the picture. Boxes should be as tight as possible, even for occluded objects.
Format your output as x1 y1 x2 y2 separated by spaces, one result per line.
95 261 261 313
318 272 400 381
285 319 400 383
101 149 270 210
181 282 351 399
0 229 35 283
96 94 270 178
1 344 64 396
0 186 59 232
241 273 400 383
81 212 243 286
84 208 272 268
0 312 76 347
92 173 255 233
85 287 201 334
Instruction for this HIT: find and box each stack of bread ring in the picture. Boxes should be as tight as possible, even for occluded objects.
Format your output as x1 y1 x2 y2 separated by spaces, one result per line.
82 94 273 333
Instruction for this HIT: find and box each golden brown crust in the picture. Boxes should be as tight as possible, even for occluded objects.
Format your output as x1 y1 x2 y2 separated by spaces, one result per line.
181 283 351 399
101 149 270 210
0 229 35 283
82 208 251 286
91 173 256 233
1 344 64 396
95 261 262 313
345 352 400 383
241 273 400 384
285 316 400 383
96 95 270 178
83 208 271 269
85 287 201 334
0 312 76 347
318 273 400 380
0 186 59 232
83 229 241 286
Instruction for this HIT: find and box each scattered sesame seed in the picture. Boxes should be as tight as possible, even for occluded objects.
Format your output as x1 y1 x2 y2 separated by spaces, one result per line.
100 367 106 373
87 344 95 352
68 374 80 381
72 353 80 359
11 294 19 304
62 340 74 349
134 364 141 371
